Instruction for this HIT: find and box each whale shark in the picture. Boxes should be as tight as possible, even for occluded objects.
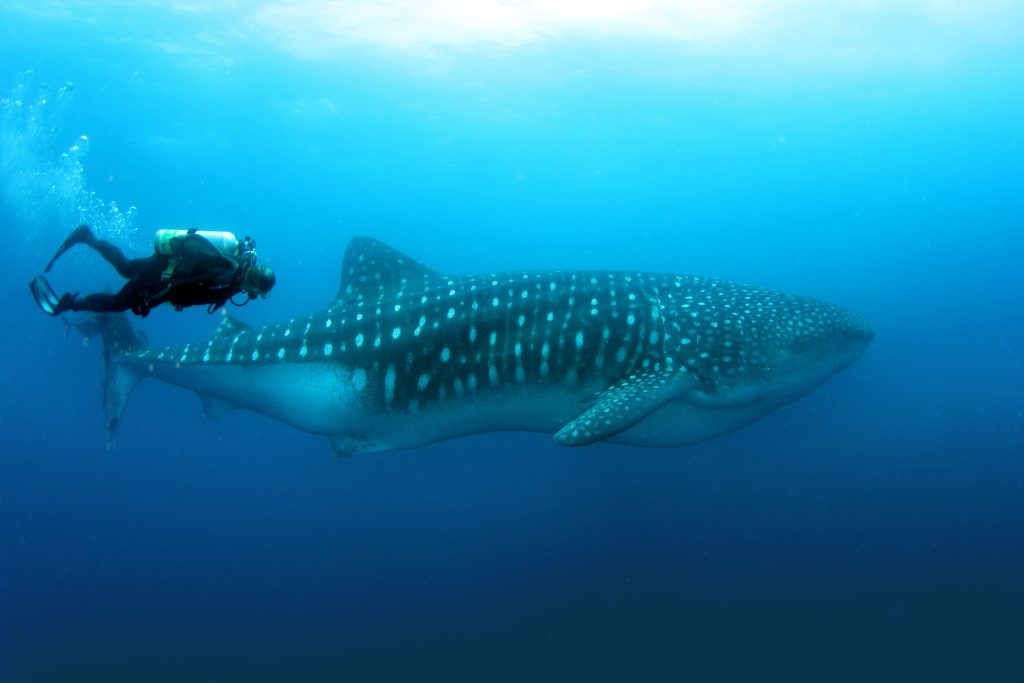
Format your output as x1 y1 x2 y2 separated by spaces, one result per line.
82 237 873 454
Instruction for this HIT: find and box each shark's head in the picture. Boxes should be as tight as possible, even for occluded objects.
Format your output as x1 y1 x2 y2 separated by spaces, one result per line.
765 298 874 387
666 282 873 408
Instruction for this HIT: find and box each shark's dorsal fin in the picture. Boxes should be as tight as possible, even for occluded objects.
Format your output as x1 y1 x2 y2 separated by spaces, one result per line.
333 237 442 307
554 369 700 447
213 313 252 340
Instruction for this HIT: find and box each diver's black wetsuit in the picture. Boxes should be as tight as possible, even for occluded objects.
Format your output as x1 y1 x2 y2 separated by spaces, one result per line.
67 233 243 316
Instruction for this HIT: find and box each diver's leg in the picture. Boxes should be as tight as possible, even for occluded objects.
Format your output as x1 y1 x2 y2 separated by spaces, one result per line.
27 275 120 316
59 275 152 314
66 268 165 316
85 240 149 278
44 224 146 279
44 224 95 272
63 291 131 313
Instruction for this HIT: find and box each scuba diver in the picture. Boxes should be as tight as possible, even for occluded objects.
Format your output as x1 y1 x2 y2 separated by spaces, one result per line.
29 224 276 317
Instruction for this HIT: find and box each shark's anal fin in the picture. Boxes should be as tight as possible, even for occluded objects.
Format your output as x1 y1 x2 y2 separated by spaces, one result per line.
554 369 699 447
199 393 236 420
330 434 378 456
332 237 442 307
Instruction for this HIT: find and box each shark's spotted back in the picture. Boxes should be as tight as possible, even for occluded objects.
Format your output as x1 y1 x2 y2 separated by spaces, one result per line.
104 237 872 452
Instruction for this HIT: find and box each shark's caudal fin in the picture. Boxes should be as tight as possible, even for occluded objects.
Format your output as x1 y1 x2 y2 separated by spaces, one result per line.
331 236 443 307
70 312 147 442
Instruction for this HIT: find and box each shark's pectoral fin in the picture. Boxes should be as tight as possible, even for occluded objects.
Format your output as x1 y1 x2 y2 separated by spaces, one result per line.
198 393 236 419
554 369 699 447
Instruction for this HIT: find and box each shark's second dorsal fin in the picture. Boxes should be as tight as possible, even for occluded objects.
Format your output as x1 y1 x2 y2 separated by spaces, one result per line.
333 237 442 307
213 313 252 340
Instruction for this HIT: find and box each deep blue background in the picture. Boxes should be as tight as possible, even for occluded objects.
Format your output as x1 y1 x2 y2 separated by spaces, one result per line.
1 4 1022 679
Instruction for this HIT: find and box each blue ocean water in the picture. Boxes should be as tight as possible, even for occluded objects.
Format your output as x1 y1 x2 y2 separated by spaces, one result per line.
1 2 1022 679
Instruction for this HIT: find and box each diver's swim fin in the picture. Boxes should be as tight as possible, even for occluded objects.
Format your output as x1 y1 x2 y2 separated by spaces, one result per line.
29 275 75 316
45 224 94 273
30 275 61 314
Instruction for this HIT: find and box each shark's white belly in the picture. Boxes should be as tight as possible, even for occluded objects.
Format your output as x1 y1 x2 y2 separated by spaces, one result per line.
331 386 583 452
612 367 843 447
348 373 833 452
345 394 772 452
612 398 772 447
329 384 784 453
145 362 585 451
138 355 839 453
145 361 360 436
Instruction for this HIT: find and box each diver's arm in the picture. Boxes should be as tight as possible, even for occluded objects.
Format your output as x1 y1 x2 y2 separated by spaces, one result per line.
146 274 211 305
145 285 173 309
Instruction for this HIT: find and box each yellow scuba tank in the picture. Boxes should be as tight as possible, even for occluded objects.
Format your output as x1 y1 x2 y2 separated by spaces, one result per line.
154 229 240 257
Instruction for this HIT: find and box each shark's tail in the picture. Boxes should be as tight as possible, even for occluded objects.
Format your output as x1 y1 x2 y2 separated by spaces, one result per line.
69 312 148 442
